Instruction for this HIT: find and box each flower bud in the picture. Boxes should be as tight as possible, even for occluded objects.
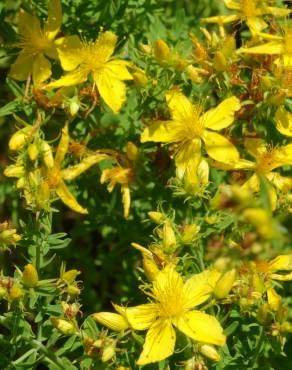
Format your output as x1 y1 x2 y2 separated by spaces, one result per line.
280 321 292 333
0 287 7 299
83 337 102 357
199 343 221 362
213 51 227 72
92 312 129 331
4 165 25 178
61 269 81 284
267 288 281 311
22 264 38 288
40 141 54 169
142 256 160 281
154 39 170 66
27 143 39 161
69 96 80 116
9 285 24 301
257 303 273 326
50 318 76 335
101 344 116 362
66 285 81 296
252 273 264 294
162 221 176 254
126 141 139 161
132 70 148 87
9 127 33 151
148 211 164 224
181 224 200 244
214 269 236 299
185 65 203 83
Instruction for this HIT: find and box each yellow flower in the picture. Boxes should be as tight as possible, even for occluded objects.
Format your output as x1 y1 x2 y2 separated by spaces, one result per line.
0 221 21 250
123 266 225 365
238 28 292 67
202 0 290 35
100 166 134 218
267 254 292 281
212 138 292 209
46 31 133 112
9 0 62 84
141 89 240 183
275 106 292 137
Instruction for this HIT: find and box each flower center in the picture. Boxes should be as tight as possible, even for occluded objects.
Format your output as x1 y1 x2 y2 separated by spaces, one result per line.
256 147 276 174
18 33 51 55
82 42 108 71
184 105 204 140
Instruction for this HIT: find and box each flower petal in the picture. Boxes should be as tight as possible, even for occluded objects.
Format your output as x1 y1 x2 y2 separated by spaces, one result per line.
44 0 62 40
9 51 33 81
140 120 183 143
267 172 292 193
264 6 291 16
32 53 52 84
125 303 158 330
183 269 221 309
276 106 292 137
241 173 260 192
224 0 240 10
269 254 292 272
174 311 226 346
203 130 239 163
137 319 176 365
18 9 42 37
201 96 240 130
106 60 133 80
238 41 283 55
46 69 88 89
56 181 88 214
202 15 240 24
94 31 118 61
175 139 201 179
166 89 193 121
57 35 84 71
94 70 127 112
92 312 129 331
246 17 267 35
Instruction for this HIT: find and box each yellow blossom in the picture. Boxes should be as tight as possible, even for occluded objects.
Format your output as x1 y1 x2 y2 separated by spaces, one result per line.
275 106 292 137
100 166 134 218
238 28 292 67
46 31 133 112
202 0 290 35
0 222 21 250
44 123 110 214
141 89 240 184
211 138 292 209
122 266 224 365
9 0 62 84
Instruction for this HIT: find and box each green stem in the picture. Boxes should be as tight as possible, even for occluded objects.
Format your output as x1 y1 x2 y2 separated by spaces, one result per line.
251 326 265 366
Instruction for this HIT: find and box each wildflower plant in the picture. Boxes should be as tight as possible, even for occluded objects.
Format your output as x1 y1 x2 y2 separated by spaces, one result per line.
0 0 292 369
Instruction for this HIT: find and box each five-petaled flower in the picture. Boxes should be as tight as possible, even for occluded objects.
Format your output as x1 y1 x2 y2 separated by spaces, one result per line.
202 0 290 35
141 88 240 185
93 265 225 365
46 31 133 112
9 0 62 84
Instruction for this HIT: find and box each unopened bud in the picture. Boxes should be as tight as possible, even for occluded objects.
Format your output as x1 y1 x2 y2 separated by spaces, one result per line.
162 221 176 254
199 343 221 362
126 141 139 161
181 224 200 244
9 127 33 151
154 39 170 66
252 273 264 294
92 312 129 331
0 287 7 299
51 318 76 335
40 141 54 169
28 143 39 161
9 285 24 301
267 288 281 311
101 345 116 362
132 70 148 87
213 51 227 72
257 303 272 325
214 269 236 299
22 264 38 288
4 165 25 178
66 285 81 296
142 257 160 281
61 269 81 284
148 211 164 224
